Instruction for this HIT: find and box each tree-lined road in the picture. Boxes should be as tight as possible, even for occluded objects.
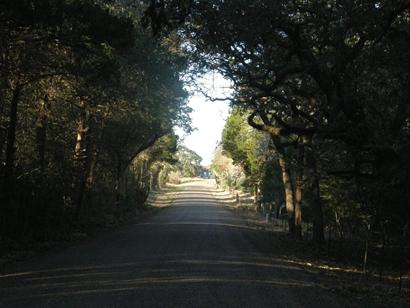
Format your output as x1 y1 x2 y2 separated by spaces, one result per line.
1 180 345 307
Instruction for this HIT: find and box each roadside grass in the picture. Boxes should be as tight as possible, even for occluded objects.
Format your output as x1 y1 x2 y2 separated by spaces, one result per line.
211 184 409 307
0 183 180 270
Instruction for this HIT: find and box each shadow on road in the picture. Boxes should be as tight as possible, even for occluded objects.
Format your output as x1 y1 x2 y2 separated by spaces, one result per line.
1 254 319 304
1 179 403 307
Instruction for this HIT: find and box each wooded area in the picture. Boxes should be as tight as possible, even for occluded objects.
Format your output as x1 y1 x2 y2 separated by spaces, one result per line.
1 0 409 287
143 0 410 282
0 0 194 246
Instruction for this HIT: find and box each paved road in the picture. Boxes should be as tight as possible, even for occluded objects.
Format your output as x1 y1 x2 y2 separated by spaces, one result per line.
1 180 344 307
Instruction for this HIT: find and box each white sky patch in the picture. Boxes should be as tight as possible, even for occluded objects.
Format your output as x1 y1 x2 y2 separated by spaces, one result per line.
175 72 231 166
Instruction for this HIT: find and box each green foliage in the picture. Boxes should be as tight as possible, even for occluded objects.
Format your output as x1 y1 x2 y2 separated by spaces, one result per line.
222 108 268 176
210 144 244 191
140 0 409 248
0 0 191 241
175 146 202 177
220 108 284 203
1 0 409 276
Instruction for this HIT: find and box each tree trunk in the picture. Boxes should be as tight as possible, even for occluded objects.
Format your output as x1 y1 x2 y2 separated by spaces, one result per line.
74 108 89 160
278 156 295 235
4 83 22 191
294 143 305 239
114 158 122 212
82 130 98 221
74 105 91 221
36 95 49 175
273 188 281 218
136 158 151 204
294 181 302 239
253 182 261 212
362 222 371 276
305 142 324 246
150 164 163 191
252 110 296 234
0 41 9 163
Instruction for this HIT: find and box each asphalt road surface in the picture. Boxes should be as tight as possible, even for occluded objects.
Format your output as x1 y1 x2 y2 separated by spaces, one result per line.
1 179 345 307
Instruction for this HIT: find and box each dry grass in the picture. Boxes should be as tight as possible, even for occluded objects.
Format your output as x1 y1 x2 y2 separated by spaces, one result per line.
209 184 410 305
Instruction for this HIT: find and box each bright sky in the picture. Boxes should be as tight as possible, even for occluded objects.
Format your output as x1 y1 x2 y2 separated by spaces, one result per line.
175 72 231 166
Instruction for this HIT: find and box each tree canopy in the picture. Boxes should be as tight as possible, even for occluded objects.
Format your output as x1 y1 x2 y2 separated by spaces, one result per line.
1 0 409 277
0 0 191 241
142 0 410 246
